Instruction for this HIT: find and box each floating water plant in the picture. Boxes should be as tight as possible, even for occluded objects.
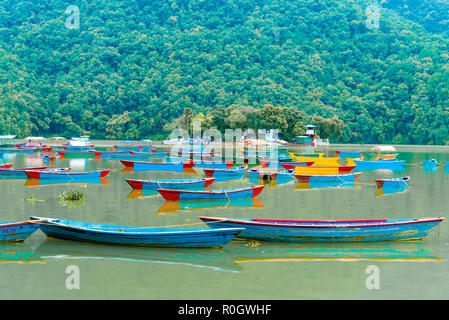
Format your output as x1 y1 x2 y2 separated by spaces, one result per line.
58 190 86 208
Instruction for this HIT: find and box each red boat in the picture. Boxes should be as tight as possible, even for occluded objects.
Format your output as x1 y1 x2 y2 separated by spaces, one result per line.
158 185 265 201
0 163 13 168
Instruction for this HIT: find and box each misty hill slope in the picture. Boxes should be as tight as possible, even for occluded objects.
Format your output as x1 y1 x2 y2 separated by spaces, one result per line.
0 0 448 144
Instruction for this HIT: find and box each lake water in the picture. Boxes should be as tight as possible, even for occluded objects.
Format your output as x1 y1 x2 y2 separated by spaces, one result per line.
0 142 448 299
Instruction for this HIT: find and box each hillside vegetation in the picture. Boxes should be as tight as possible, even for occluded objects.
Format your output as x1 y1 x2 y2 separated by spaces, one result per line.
0 0 448 144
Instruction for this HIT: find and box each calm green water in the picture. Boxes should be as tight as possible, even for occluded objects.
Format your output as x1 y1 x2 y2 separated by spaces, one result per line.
0 142 448 299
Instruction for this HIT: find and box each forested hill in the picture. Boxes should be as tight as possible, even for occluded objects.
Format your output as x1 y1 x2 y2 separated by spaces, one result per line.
0 0 448 144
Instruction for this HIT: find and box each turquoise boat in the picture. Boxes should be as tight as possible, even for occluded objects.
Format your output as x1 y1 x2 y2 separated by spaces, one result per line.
200 217 445 243
353 159 405 170
0 220 42 242
125 177 215 190
335 151 363 158
158 185 265 201
203 166 247 178
30 217 243 248
375 176 410 188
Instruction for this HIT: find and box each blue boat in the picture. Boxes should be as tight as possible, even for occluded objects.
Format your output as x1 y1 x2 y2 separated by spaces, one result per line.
120 160 192 172
335 150 363 158
200 216 445 243
31 217 244 248
203 166 247 178
376 176 410 188
295 172 361 183
0 166 48 177
25 169 110 180
125 177 215 190
423 159 439 167
193 161 235 169
353 159 405 171
158 185 265 201
0 220 42 242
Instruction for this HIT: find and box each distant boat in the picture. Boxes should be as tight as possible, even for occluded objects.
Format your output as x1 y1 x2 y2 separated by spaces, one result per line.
0 166 48 177
422 159 439 167
375 176 410 188
25 169 110 180
0 163 13 168
125 178 215 190
294 172 361 183
248 169 294 181
57 150 103 159
157 185 265 201
0 220 42 242
293 165 355 175
31 217 244 248
335 151 363 159
199 216 445 243
193 161 235 169
352 159 405 170
120 160 195 172
203 166 247 177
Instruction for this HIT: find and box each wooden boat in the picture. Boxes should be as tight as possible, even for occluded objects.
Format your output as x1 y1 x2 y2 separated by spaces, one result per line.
203 166 247 177
25 169 110 179
0 163 13 168
57 150 103 159
0 147 39 153
293 165 356 175
199 216 445 243
422 160 439 166
120 160 195 171
375 176 410 188
194 161 235 168
125 178 215 190
30 217 244 248
248 169 294 181
63 145 95 150
335 151 363 159
275 162 314 169
113 145 143 152
16 145 52 152
0 220 42 242
0 166 47 176
352 159 405 170
375 154 397 160
295 172 361 183
157 185 265 201
289 153 341 166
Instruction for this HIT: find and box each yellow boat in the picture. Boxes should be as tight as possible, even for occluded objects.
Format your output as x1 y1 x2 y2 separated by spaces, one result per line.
289 153 341 166
375 154 397 160
346 158 363 166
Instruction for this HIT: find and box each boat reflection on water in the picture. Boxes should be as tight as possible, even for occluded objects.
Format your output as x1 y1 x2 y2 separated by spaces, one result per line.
69 159 89 170
224 241 441 263
422 165 438 174
0 243 43 264
25 178 110 187
157 198 264 214
35 239 241 272
375 184 409 197
127 189 160 199
295 180 360 191
248 175 295 187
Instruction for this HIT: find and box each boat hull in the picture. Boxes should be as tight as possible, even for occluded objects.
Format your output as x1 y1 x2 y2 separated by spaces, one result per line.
0 221 41 242
32 218 243 248
203 167 247 177
25 170 110 179
375 176 410 188
200 217 445 243
295 172 361 183
120 160 186 172
158 185 265 201
125 178 215 190
353 160 405 170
